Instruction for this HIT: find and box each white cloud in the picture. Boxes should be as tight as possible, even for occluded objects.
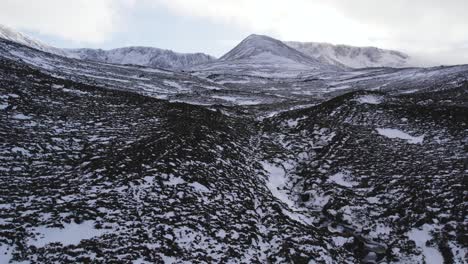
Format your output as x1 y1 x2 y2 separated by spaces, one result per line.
153 0 468 64
0 0 133 43
154 0 381 45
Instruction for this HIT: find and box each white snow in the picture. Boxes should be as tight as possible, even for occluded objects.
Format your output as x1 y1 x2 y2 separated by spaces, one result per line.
12 113 32 120
286 41 411 68
134 258 153 264
311 193 330 209
286 119 299 128
28 221 111 247
164 175 186 186
369 223 392 239
0 24 70 57
216 229 226 239
407 224 443 264
0 103 8 110
356 95 382 105
69 47 214 70
261 162 314 225
188 182 210 193
0 244 13 264
211 95 263 105
158 255 178 264
376 128 424 144
328 171 358 187
62 88 89 95
261 162 294 207
163 80 186 91
11 147 31 156
331 236 352 246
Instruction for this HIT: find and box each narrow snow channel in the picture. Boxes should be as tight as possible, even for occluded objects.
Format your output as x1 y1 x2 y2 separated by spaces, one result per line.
376 128 424 144
261 162 313 225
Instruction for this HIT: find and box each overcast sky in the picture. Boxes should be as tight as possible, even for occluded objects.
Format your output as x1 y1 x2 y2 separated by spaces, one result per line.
1 0 467 65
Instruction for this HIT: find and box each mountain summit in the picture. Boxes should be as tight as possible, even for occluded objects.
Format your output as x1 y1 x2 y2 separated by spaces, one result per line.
219 34 337 69
192 34 342 76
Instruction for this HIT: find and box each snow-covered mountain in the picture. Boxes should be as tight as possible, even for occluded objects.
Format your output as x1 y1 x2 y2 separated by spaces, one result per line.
286 41 411 68
0 24 215 70
192 34 342 77
68 47 216 70
0 24 69 57
219 34 320 66
0 24 415 72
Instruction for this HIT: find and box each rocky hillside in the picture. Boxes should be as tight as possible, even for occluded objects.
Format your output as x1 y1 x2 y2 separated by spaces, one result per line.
0 32 467 263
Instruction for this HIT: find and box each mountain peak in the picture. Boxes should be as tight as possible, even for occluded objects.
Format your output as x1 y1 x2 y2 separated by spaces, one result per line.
243 34 275 41
219 34 289 61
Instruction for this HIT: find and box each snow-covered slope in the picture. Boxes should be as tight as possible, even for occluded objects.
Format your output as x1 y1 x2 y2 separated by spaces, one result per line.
0 24 69 57
286 41 411 68
68 47 215 70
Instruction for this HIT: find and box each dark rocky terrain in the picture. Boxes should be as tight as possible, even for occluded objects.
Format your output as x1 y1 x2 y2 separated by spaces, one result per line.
0 35 467 263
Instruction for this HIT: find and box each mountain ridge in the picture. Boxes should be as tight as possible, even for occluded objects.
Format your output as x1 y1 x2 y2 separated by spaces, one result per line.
68 46 216 70
0 24 422 71
286 41 411 68
0 24 216 70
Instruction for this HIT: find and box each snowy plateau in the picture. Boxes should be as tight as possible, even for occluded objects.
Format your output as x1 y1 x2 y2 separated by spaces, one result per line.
0 24 467 264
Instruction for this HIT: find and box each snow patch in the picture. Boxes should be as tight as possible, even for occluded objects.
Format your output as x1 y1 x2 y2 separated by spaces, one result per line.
164 175 186 186
12 147 31 157
12 113 32 120
356 95 382 105
376 128 424 144
407 224 443 264
216 229 226 239
211 95 263 105
332 236 352 246
188 182 209 193
261 162 313 225
0 244 13 264
328 171 358 187
28 221 111 247
261 162 294 207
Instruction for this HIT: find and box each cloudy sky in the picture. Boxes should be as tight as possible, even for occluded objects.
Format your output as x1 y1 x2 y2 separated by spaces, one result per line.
1 0 467 64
